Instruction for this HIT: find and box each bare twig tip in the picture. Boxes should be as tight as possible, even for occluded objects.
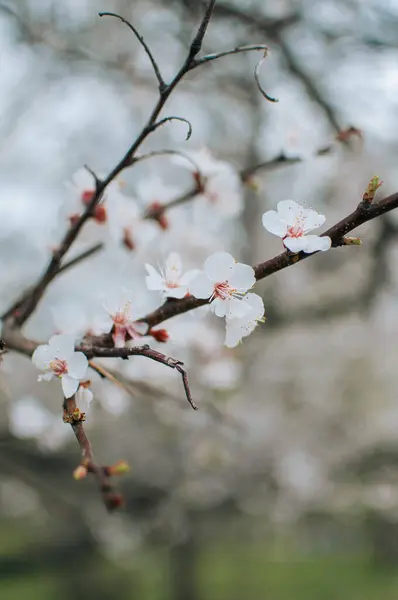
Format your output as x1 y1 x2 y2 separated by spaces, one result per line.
254 56 279 103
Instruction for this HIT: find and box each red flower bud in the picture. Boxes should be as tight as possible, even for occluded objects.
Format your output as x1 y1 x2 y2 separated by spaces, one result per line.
148 202 169 230
149 328 170 343
81 189 95 206
122 227 135 251
94 205 107 223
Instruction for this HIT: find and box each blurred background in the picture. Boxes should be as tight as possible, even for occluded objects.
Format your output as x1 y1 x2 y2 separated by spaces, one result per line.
1 0 398 598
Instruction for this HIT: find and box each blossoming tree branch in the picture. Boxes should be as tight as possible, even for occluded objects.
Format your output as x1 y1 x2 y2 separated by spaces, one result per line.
0 1 394 510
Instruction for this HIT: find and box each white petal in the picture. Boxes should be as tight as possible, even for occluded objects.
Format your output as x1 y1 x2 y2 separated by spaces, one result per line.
276 200 301 225
262 211 288 237
180 269 200 286
67 352 88 379
166 286 187 299
62 375 79 399
48 334 76 360
302 209 326 232
283 237 307 253
229 263 255 291
165 252 182 278
226 297 251 319
32 344 52 370
189 273 214 299
303 235 331 253
225 325 242 348
204 252 235 282
213 298 228 317
145 264 164 290
243 293 264 320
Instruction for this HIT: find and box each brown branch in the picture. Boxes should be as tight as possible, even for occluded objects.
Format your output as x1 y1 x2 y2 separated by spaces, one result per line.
63 396 124 511
7 1 244 327
190 43 269 68
140 190 398 329
80 343 197 410
98 12 165 90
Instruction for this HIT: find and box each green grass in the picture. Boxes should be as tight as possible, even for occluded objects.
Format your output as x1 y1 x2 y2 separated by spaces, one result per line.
4 539 398 600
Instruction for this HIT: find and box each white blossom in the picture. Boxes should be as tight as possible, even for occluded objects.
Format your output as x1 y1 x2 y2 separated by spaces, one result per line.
32 334 88 398
145 252 199 299
262 200 331 253
102 292 147 348
173 148 243 217
225 293 265 347
190 252 255 318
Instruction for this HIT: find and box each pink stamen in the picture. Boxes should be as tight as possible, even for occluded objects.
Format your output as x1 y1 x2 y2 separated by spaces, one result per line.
50 358 68 377
213 281 234 301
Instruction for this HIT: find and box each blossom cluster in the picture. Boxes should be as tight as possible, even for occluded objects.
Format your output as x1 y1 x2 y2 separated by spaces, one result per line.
31 149 332 403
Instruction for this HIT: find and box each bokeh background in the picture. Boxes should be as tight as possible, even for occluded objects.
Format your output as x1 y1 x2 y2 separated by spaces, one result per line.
1 0 398 598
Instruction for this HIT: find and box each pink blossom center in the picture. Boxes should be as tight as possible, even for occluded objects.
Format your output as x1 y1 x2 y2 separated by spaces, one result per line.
213 281 234 301
112 303 131 326
285 215 305 239
50 358 68 377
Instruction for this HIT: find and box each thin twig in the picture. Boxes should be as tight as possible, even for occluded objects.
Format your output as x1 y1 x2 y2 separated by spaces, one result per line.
63 395 123 511
98 12 165 90
149 116 193 140
254 54 278 103
58 243 104 275
81 344 198 410
190 44 269 68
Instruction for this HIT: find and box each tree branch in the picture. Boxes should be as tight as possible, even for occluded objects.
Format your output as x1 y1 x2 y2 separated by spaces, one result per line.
63 395 124 511
98 12 165 90
140 191 398 328
80 344 197 410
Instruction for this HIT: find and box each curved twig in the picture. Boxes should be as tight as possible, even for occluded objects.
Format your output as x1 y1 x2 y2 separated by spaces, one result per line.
191 43 269 69
150 116 193 140
131 149 202 173
99 12 165 90
254 53 279 103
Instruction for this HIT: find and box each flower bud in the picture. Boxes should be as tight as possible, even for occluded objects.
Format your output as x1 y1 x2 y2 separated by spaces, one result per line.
362 176 383 205
149 328 170 343
81 190 95 206
73 464 88 480
107 460 130 476
93 205 107 223
122 228 135 251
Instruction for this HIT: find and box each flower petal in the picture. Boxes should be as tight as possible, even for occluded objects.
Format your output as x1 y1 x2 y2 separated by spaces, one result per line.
62 375 79 399
32 344 52 370
48 334 76 360
180 269 200 286
262 210 288 237
204 252 235 282
303 235 331 253
145 264 164 291
225 325 242 348
276 200 301 225
229 263 255 291
113 326 126 348
302 209 326 232
213 298 228 317
189 273 214 299
166 286 187 299
226 297 252 319
283 237 308 253
67 352 88 380
165 252 182 279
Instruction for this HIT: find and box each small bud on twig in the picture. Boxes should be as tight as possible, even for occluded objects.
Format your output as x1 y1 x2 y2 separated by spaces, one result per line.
73 464 89 480
362 176 383 207
342 236 362 246
105 460 130 477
